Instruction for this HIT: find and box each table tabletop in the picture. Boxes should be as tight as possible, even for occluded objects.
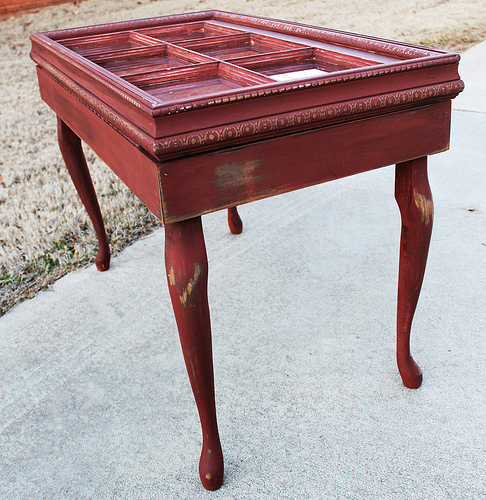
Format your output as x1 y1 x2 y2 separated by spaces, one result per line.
30 10 463 224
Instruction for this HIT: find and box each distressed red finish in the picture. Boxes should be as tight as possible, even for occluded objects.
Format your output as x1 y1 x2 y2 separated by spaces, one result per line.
30 11 463 490
57 118 110 272
395 158 433 389
165 217 223 490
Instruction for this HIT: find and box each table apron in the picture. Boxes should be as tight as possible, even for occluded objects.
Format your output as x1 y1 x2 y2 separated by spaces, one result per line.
159 100 451 223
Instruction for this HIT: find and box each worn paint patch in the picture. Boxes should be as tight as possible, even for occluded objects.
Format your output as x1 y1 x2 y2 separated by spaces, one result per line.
413 189 434 226
168 265 176 286
213 158 263 190
168 263 202 307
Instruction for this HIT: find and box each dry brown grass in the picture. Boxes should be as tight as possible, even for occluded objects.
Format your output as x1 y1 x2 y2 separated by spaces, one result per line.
1 0 485 315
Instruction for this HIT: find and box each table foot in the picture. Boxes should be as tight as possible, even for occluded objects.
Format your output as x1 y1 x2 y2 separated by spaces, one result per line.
57 118 110 271
165 217 224 490
227 206 243 234
199 439 224 490
395 157 433 389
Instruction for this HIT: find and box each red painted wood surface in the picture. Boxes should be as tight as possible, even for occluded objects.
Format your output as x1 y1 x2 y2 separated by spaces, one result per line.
159 101 451 223
30 11 463 147
30 11 464 491
165 217 224 491
395 157 433 388
36 67 162 218
227 206 243 234
57 118 110 271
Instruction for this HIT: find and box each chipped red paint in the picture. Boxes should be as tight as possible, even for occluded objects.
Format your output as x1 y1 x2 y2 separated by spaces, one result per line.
164 217 223 491
395 158 434 389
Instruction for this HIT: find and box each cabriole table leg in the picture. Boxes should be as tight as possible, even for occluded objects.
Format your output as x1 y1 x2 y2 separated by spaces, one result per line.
395 157 433 389
164 217 224 491
57 117 110 271
227 206 243 234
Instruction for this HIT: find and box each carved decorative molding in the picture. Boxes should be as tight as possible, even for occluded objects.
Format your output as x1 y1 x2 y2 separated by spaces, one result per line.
154 81 464 158
37 51 463 160
213 11 436 59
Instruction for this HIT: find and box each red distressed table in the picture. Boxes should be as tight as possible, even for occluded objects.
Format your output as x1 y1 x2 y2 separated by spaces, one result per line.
30 11 463 490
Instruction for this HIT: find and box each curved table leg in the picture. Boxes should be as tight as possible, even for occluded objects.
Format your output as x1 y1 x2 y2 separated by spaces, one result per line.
227 206 243 234
57 117 110 271
395 157 433 389
165 217 224 491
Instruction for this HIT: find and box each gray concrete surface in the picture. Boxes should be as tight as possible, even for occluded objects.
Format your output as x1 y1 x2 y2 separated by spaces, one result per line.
1 42 485 499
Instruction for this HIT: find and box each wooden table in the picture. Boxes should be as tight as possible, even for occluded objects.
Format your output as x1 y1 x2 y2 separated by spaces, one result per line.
30 11 463 491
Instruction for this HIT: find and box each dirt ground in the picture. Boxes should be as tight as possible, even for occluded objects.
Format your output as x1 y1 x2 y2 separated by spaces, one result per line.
1 0 485 315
